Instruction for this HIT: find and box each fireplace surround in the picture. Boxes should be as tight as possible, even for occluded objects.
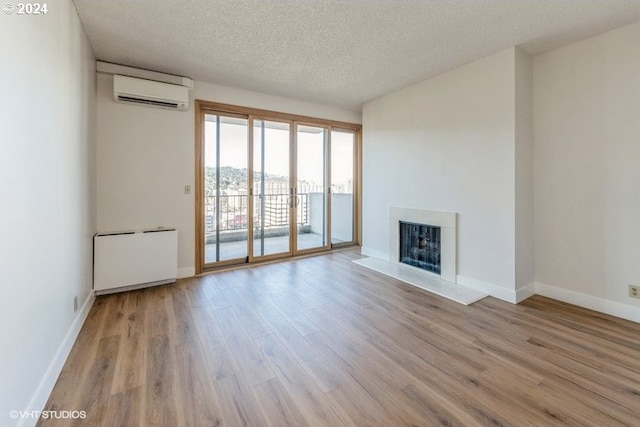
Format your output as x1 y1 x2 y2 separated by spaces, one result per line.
354 207 487 305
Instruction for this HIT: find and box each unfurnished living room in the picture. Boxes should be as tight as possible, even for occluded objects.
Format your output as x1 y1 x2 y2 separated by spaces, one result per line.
2 1 640 426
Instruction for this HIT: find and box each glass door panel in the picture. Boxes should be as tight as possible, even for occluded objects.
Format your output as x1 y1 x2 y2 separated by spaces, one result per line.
203 114 249 264
252 120 291 258
296 124 328 251
330 129 355 245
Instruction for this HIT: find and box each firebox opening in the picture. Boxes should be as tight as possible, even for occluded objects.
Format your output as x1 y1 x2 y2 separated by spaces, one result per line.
399 221 441 275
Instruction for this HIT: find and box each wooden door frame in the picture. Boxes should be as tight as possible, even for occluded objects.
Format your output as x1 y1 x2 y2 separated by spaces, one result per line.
328 127 361 249
195 100 361 274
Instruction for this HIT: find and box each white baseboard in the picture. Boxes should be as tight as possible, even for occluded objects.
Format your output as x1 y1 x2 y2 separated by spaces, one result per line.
177 266 195 279
94 278 175 295
535 282 640 323
457 275 517 303
18 292 95 427
360 246 388 260
516 282 536 303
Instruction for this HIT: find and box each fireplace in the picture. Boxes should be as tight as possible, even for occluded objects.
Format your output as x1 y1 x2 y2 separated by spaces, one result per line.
356 208 486 304
399 221 441 275
356 208 486 305
389 207 456 283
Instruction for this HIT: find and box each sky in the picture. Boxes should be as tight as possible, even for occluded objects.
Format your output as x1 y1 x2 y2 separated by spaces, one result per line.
204 117 354 188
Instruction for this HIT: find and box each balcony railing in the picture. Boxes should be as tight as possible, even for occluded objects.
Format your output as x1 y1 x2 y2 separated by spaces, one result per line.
205 193 309 234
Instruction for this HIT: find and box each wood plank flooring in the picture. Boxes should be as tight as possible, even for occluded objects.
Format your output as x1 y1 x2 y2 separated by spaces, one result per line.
39 249 640 426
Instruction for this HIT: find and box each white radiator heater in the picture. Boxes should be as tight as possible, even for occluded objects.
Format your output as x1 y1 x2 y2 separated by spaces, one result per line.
94 228 178 294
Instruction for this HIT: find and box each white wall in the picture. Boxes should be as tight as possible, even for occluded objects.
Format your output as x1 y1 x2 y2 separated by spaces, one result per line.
97 73 194 276
309 192 325 235
308 193 353 242
514 48 535 297
534 21 640 322
331 193 354 242
97 76 360 277
0 1 97 426
362 48 522 300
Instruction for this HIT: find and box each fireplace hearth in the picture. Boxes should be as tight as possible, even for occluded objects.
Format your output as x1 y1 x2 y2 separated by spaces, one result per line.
399 221 441 275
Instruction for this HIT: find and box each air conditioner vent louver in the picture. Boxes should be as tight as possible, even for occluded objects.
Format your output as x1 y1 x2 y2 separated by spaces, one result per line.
117 96 180 109
113 75 189 111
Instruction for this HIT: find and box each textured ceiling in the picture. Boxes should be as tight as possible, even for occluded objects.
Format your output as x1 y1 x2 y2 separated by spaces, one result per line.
73 0 640 111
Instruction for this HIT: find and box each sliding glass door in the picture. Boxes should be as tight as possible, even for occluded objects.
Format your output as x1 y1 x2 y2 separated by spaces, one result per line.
203 113 249 266
252 119 292 259
330 129 356 246
296 124 329 252
197 102 360 272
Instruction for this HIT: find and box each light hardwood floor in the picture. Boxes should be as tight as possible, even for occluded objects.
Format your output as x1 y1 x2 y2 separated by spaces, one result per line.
39 249 640 426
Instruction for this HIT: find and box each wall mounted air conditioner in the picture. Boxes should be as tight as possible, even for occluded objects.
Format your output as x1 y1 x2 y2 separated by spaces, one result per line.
113 74 189 111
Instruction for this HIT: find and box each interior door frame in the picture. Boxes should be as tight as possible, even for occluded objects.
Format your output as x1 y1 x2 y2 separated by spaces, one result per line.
195 100 361 274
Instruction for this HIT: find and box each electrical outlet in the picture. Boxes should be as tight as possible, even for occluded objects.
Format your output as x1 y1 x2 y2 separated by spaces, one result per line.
74 295 78 312
184 185 191 195
630 285 639 299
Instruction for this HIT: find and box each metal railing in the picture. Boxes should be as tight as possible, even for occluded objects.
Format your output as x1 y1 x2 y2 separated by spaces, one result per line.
205 193 309 234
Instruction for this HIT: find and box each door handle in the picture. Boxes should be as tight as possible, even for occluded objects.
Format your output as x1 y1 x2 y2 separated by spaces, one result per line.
289 187 299 208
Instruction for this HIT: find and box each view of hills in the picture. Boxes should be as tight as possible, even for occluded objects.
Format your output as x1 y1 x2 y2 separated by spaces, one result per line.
205 166 289 195
205 166 326 197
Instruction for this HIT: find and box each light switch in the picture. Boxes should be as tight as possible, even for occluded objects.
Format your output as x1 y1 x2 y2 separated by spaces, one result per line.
184 185 192 195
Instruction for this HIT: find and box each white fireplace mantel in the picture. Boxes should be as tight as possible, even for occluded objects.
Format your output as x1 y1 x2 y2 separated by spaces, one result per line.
389 207 457 283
